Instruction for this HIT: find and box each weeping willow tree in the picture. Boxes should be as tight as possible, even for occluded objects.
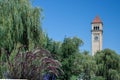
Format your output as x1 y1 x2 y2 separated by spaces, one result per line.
0 0 45 55
95 49 120 80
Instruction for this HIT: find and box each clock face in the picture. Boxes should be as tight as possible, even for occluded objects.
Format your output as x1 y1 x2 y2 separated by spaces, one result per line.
94 36 99 41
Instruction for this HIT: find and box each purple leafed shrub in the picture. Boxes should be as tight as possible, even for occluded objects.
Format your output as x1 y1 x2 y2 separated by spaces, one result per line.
4 47 63 80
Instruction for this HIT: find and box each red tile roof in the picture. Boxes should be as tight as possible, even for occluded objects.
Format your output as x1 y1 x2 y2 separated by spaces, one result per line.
92 16 102 23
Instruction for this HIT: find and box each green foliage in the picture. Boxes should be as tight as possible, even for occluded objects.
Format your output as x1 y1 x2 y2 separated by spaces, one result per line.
61 37 83 80
74 53 96 80
43 35 62 60
0 0 44 54
95 49 120 80
91 76 105 80
70 75 77 80
61 37 83 58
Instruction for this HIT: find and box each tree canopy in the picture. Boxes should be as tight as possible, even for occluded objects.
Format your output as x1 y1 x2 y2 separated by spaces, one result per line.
0 0 45 55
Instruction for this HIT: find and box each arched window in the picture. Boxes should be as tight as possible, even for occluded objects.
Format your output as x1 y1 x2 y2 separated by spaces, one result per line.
95 26 97 30
94 27 96 30
97 26 98 30
96 27 97 30
97 26 99 30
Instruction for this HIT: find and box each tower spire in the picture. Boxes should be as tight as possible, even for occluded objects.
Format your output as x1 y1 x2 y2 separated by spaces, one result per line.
92 16 102 24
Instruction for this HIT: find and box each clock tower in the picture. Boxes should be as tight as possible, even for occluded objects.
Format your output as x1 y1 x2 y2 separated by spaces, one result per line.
91 16 103 56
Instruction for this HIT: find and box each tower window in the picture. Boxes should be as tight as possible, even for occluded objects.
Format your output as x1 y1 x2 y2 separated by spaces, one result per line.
94 27 96 30
97 26 99 30
94 26 99 30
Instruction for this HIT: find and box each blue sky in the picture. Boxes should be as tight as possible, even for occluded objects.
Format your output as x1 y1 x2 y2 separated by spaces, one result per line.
32 0 120 54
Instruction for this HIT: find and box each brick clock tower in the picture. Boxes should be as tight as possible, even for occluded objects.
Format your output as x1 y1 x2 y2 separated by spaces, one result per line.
91 16 103 56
